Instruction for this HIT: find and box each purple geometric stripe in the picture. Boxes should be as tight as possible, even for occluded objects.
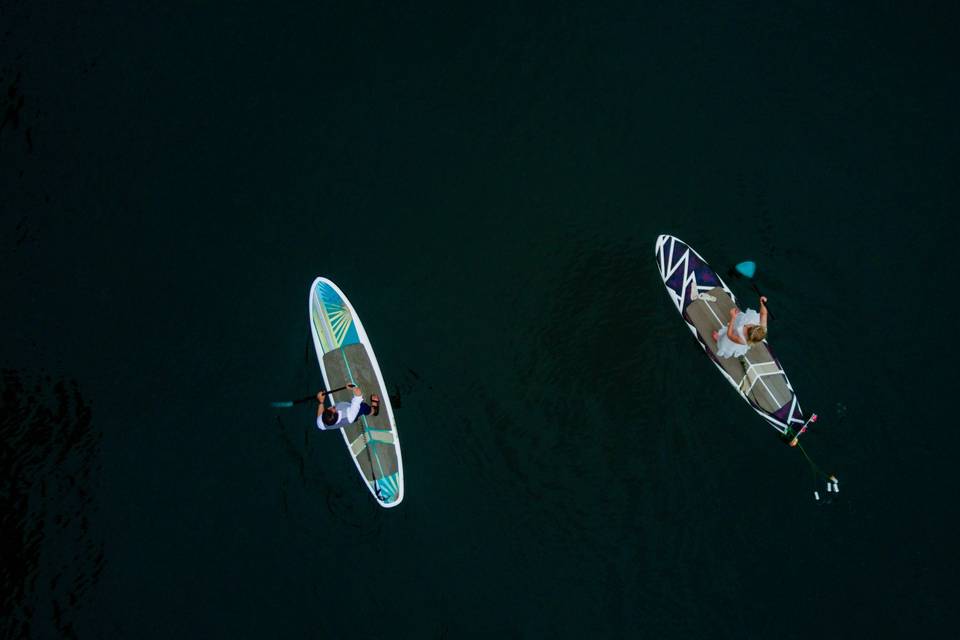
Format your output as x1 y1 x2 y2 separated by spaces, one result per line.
771 399 806 427
668 236 689 257
695 264 719 286
686 251 719 287
761 415 789 432
790 402 806 425
665 267 686 295
772 399 794 422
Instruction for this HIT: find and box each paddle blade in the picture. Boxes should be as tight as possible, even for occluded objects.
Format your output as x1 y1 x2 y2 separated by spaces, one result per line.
270 401 295 408
735 261 756 279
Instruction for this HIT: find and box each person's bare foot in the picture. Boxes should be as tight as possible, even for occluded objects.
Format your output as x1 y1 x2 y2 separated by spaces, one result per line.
370 394 381 416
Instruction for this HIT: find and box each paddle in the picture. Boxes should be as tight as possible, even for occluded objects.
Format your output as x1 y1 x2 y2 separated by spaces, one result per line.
730 261 775 319
270 385 349 408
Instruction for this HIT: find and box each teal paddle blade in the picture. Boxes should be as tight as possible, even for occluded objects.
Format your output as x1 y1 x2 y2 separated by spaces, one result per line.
734 261 756 279
270 401 294 408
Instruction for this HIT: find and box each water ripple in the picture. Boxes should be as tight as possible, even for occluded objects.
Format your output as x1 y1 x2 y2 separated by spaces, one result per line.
1 369 102 639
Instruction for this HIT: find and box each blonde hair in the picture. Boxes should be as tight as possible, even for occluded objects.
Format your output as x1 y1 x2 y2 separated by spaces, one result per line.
747 325 767 344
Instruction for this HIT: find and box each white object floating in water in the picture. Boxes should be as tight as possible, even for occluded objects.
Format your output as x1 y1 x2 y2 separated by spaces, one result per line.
832 482 840 494
814 491 820 501
826 483 833 493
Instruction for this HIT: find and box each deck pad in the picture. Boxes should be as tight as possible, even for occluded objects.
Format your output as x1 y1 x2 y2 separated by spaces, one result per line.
322 344 400 481
685 287 793 414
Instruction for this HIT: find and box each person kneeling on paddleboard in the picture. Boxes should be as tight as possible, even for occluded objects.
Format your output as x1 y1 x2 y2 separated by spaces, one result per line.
712 295 769 358
316 384 381 430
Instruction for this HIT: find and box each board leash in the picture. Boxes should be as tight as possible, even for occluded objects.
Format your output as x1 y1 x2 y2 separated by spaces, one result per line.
728 262 774 319
787 414 840 501
788 413 818 447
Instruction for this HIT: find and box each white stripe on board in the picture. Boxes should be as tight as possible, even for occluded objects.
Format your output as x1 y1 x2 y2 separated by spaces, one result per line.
368 430 395 445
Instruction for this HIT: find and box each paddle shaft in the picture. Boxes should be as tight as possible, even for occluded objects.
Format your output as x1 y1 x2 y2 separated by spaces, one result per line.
323 384 350 396
280 385 351 407
729 264 775 319
749 282 775 320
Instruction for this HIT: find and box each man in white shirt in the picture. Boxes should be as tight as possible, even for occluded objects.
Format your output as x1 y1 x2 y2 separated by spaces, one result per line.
316 383 381 430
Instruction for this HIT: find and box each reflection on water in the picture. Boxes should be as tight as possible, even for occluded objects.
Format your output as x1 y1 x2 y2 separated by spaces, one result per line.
274 414 384 543
0 370 102 638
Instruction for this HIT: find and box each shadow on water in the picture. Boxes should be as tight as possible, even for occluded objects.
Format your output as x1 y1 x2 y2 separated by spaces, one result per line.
448 231 779 635
274 413 384 544
437 235 674 634
0 370 102 639
270 360 436 543
268 338 445 548
488 235 663 523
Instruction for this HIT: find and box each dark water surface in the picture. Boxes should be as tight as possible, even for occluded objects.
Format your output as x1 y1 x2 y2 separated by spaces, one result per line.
2 1 958 637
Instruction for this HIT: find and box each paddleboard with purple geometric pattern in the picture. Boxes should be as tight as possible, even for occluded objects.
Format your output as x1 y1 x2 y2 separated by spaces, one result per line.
654 234 809 439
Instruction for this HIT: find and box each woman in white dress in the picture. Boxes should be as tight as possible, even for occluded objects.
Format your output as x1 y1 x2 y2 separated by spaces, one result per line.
712 295 769 358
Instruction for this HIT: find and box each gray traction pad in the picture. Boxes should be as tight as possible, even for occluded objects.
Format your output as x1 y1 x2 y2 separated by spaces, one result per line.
684 287 792 413
322 343 399 481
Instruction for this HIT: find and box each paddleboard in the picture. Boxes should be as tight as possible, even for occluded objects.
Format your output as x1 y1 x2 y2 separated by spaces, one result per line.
654 235 809 439
308 277 404 507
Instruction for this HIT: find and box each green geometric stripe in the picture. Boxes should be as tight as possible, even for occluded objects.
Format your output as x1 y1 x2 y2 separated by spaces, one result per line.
375 473 400 503
311 299 331 352
338 348 388 497
314 281 359 348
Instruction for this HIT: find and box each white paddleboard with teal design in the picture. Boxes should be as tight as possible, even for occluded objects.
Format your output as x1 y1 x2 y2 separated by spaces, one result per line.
308 277 404 507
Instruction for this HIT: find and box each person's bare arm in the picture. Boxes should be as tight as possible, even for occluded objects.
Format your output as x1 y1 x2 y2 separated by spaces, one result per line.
726 323 745 344
726 308 745 344
759 296 768 328
346 384 363 423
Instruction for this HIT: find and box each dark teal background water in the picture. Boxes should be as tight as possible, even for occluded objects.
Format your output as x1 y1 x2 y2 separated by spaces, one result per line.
2 1 957 637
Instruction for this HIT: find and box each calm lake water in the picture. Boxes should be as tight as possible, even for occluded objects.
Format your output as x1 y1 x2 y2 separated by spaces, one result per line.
2 2 957 637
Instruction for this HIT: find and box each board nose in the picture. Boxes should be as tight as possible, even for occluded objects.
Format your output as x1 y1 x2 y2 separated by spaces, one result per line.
655 234 672 254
